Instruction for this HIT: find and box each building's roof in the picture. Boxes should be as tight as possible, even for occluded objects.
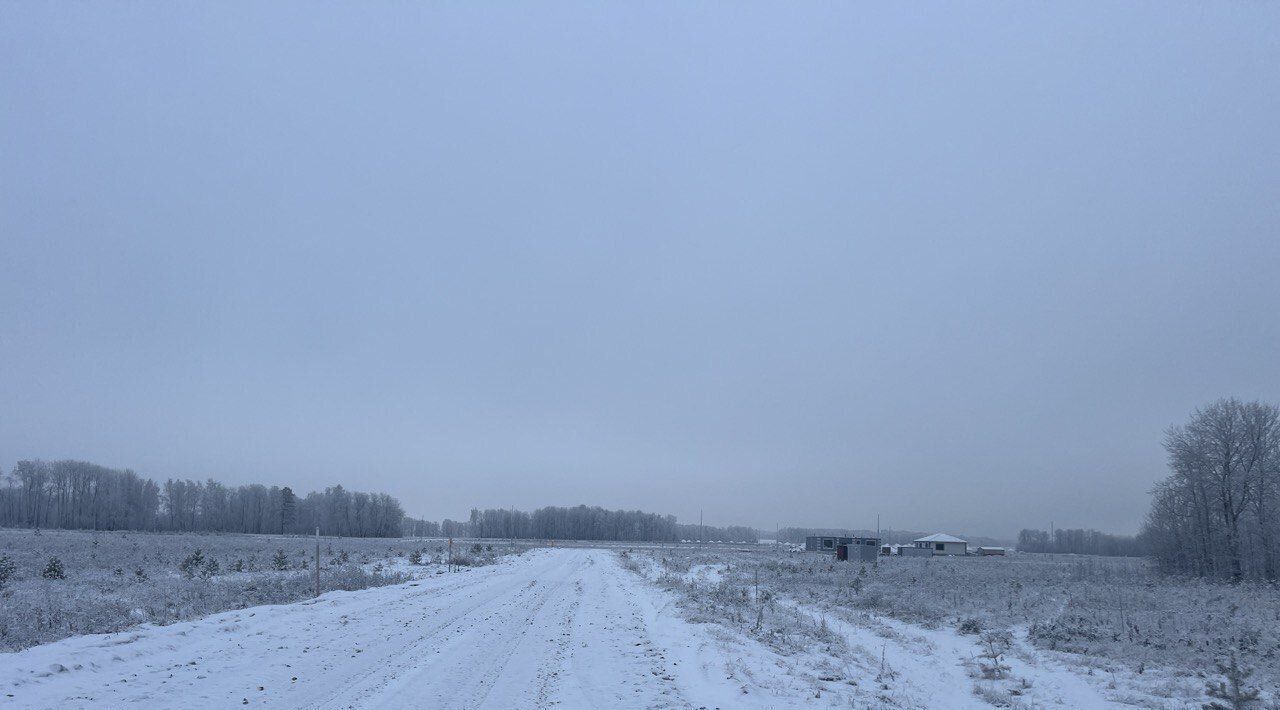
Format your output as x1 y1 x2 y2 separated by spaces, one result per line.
977 546 1005 551
914 533 967 544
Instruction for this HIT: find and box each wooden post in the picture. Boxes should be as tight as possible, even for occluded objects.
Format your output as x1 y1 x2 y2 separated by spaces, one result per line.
448 537 453 573
314 527 320 598
875 515 880 568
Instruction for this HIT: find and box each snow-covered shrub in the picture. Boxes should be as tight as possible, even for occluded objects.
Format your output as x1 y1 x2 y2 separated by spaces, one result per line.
41 557 65 580
958 617 983 635
977 631 1012 680
325 563 408 592
449 553 480 567
1204 649 1262 709
178 549 206 578
0 555 15 589
200 558 220 579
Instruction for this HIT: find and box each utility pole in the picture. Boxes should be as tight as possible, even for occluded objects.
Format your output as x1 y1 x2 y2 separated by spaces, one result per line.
700 509 704 548
314 527 320 598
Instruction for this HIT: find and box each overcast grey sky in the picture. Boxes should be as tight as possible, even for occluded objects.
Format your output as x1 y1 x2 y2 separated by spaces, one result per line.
3 2 1278 538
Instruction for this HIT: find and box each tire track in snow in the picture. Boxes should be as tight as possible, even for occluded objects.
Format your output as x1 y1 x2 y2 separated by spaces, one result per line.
313 550 586 709
2 549 759 709
531 577 582 707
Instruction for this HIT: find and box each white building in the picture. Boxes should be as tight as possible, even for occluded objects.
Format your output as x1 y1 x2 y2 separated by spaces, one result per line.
913 533 968 556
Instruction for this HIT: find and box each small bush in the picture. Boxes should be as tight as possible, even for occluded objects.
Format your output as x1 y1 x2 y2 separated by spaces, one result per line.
200 558 220 579
978 631 1012 680
179 549 206 578
42 557 66 580
451 553 481 567
0 555 16 589
272 549 290 571
1204 649 1261 710
958 617 983 635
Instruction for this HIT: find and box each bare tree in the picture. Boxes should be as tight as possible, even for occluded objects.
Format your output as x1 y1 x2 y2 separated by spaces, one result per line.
1146 398 1280 581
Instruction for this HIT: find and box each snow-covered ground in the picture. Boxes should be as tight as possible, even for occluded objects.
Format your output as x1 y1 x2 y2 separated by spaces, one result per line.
621 547 1276 708
2 548 819 709
3 546 1269 708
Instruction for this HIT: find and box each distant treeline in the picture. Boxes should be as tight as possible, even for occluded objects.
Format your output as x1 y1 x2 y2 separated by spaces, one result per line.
1016 528 1145 557
0 459 404 537
0 460 757 543
405 506 759 543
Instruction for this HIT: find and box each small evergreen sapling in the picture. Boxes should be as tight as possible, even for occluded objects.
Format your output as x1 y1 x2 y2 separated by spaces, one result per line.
272 549 290 571
179 549 206 578
1203 650 1261 710
978 631 1012 680
42 557 66 580
199 558 220 579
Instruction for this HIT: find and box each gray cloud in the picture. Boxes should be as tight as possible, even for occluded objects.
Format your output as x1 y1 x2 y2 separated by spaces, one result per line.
3 2 1278 538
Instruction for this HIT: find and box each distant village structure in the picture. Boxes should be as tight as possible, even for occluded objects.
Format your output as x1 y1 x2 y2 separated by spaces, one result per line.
807 533 981 559
836 537 880 562
804 535 855 552
803 532 972 560
912 533 968 555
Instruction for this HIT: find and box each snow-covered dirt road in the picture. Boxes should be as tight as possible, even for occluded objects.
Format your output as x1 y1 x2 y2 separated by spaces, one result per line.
0 549 755 709
2 546 1143 709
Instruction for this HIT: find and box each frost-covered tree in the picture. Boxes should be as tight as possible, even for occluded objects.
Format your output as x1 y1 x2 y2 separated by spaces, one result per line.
1145 399 1280 581
0 460 406 538
280 486 297 534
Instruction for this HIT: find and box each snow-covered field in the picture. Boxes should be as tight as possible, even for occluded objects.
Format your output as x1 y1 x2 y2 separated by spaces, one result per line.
3 539 1276 708
0 528 526 652
622 546 1280 709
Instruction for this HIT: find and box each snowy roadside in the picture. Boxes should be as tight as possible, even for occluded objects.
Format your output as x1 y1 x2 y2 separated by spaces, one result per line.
615 548 1219 709
0 528 533 653
773 596 1126 709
